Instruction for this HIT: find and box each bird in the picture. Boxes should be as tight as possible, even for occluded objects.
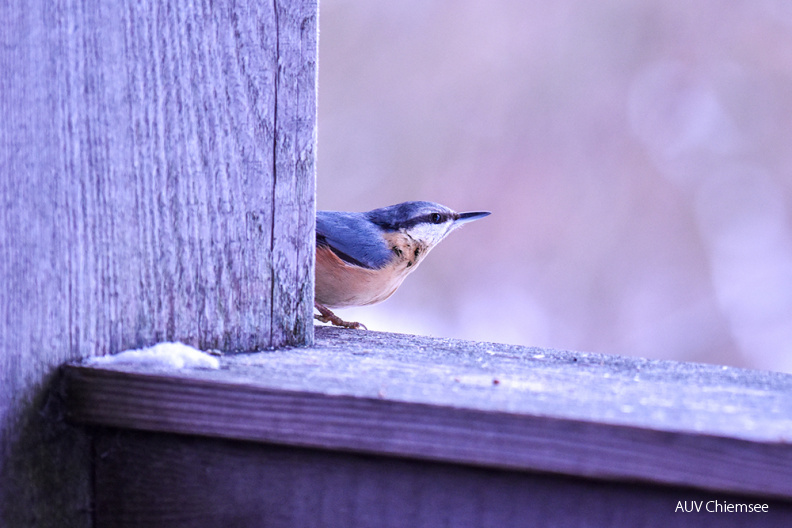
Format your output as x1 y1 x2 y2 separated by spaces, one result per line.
314 201 491 329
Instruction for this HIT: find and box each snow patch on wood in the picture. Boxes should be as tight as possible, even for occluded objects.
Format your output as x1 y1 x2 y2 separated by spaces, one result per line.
89 343 220 370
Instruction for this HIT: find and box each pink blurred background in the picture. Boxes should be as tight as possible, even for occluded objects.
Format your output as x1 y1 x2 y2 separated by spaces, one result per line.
315 0 792 373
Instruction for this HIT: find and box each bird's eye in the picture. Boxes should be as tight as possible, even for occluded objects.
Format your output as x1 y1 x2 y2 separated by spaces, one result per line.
430 213 443 224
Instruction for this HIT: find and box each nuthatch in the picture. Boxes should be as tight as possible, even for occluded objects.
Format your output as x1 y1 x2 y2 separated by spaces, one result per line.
314 201 491 329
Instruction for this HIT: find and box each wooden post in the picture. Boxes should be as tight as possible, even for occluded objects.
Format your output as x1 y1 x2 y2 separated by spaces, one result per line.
0 0 317 525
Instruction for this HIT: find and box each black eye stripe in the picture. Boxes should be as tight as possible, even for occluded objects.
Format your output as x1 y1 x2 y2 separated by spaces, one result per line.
378 211 450 230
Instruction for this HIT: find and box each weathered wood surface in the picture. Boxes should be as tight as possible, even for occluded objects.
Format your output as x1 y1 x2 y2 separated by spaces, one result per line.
92 428 792 528
1 0 317 525
65 326 792 500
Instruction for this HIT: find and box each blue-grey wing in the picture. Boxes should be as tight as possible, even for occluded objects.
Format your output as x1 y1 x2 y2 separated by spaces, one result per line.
316 211 392 270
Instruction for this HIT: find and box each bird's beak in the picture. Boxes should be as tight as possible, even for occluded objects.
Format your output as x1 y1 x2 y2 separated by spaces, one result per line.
455 211 491 225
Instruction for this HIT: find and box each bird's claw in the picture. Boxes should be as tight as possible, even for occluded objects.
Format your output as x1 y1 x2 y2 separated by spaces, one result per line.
314 302 367 330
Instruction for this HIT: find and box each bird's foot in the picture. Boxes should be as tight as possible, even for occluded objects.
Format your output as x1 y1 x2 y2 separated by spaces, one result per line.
314 302 367 330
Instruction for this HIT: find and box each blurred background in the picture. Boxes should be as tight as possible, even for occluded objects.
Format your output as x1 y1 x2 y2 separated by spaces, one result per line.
315 0 792 373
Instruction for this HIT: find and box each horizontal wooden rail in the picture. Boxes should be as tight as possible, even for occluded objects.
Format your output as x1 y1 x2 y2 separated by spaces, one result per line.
63 326 792 501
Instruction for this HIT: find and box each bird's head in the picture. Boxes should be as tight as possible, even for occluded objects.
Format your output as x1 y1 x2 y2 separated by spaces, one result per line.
366 201 490 252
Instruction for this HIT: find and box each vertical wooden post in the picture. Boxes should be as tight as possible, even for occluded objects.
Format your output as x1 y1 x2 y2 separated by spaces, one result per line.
0 0 317 524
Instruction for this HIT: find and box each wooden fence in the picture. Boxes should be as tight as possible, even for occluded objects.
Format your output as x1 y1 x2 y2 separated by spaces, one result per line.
3 1 792 527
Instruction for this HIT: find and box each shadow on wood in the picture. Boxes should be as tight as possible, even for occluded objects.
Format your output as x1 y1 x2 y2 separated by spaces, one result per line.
92 428 792 528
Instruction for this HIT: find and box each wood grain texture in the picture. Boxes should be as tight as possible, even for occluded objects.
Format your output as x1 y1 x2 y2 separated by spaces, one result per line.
64 326 792 500
1 0 316 524
271 0 318 347
93 428 792 528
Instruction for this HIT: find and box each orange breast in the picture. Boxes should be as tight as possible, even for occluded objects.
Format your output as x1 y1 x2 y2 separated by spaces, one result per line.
315 231 431 309
314 246 406 308
317 229 436 309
